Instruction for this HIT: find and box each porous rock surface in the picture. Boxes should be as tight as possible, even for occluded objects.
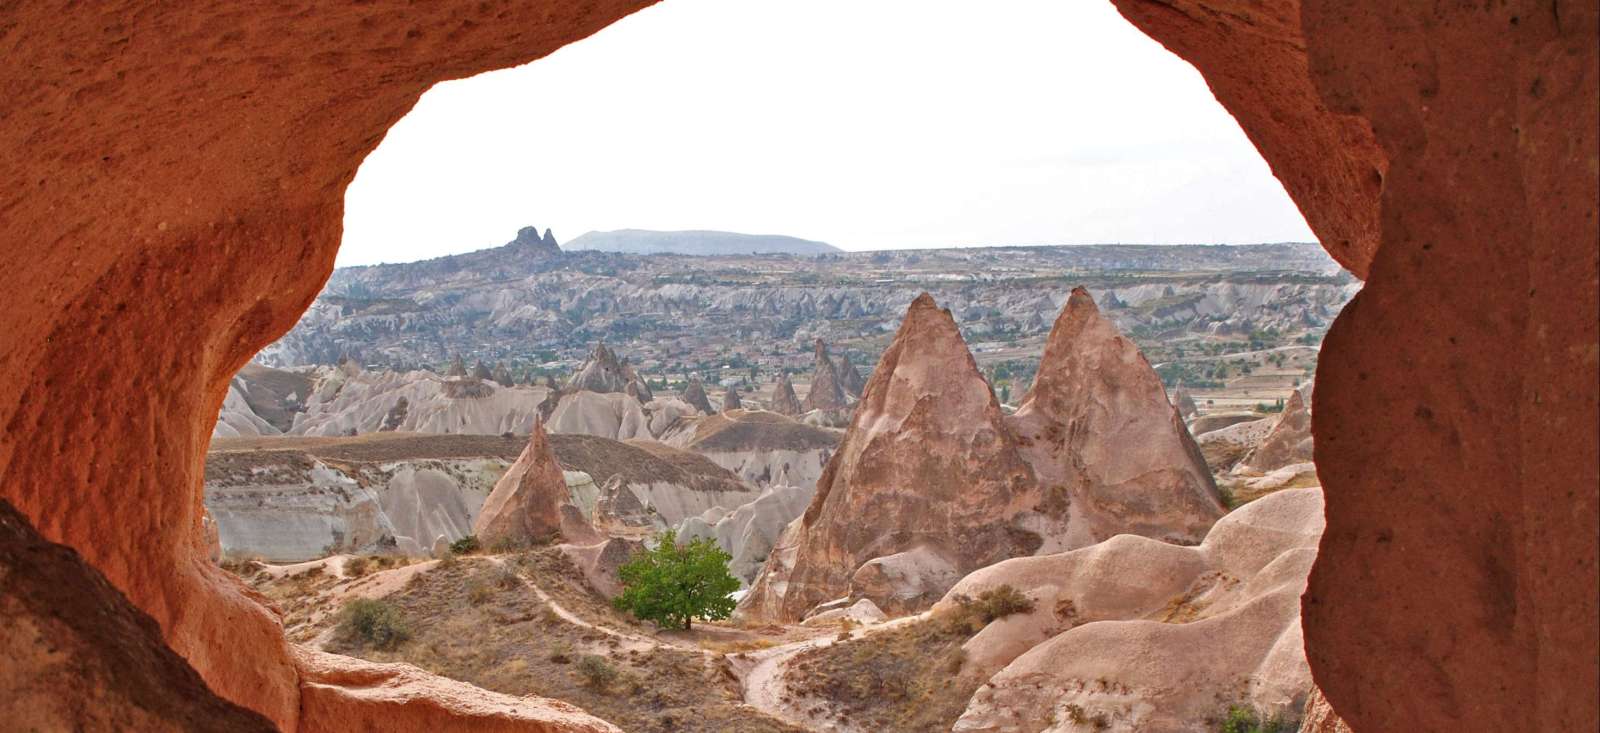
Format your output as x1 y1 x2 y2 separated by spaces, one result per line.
0 0 1591 730
947 488 1326 731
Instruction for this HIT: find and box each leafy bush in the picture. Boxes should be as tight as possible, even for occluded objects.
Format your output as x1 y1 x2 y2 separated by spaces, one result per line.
575 654 619 690
449 535 480 555
612 529 740 630
335 598 409 650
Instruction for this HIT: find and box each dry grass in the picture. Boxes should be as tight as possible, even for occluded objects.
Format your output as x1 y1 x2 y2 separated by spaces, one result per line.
315 554 805 733
785 612 985 732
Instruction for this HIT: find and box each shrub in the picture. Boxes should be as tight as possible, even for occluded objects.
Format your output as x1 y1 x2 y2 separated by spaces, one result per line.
335 598 409 650
1218 704 1296 733
575 655 619 690
344 556 370 578
956 584 1036 624
449 535 480 555
612 529 740 630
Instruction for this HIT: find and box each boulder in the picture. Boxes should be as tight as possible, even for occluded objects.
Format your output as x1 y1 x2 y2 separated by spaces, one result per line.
800 598 887 628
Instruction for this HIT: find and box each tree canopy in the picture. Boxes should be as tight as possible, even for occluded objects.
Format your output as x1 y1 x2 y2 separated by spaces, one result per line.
612 529 740 630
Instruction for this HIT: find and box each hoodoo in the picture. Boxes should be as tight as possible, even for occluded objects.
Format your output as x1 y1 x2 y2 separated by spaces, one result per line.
1007 287 1224 547
800 339 850 412
566 343 653 402
680 377 714 416
768 373 803 416
740 294 1038 620
836 350 866 397
721 385 743 412
472 421 572 546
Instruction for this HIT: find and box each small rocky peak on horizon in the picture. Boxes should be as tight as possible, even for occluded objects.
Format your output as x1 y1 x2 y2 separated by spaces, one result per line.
510 225 561 255
446 354 467 378
802 338 849 413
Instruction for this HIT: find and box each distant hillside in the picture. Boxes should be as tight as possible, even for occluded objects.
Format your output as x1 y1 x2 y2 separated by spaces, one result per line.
565 229 841 256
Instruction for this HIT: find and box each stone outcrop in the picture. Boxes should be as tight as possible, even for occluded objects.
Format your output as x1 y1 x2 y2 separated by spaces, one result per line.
1 2 1590 730
768 373 803 416
472 422 569 547
491 362 513 387
680 377 714 415
800 339 850 412
721 385 742 411
739 295 1039 620
565 343 652 402
948 487 1326 731
0 499 279 732
471 360 493 382
1006 287 1224 548
446 355 468 378
836 351 866 397
657 409 839 491
1234 381 1314 475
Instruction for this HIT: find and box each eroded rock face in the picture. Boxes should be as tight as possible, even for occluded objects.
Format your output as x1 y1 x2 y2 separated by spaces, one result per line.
565 343 652 402
472 422 569 546
680 377 714 415
948 488 1326 731
1007 287 1224 548
1 1 1591 730
0 499 278 732
1234 381 1314 475
740 295 1039 620
721 385 743 411
801 339 850 412
768 373 803 416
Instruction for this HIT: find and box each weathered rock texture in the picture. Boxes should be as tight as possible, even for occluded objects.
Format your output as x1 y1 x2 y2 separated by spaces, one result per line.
1234 381 1314 475
836 350 866 397
680 377 715 415
768 373 804 416
1008 287 1224 549
0 499 279 732
473 422 570 547
721 385 743 411
801 339 850 412
0 0 1592 730
741 295 1039 619
565 343 652 402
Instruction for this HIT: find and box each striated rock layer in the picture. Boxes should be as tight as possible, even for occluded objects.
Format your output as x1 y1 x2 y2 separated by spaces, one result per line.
0 0 1591 730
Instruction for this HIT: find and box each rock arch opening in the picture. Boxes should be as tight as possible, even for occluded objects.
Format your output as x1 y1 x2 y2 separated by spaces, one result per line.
0 2 1592 732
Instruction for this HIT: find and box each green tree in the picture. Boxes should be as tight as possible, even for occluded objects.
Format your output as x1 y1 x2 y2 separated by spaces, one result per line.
612 529 740 630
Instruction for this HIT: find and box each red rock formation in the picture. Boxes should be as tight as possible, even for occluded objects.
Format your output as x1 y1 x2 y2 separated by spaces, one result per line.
768 372 803 416
801 339 850 412
0 1 1591 730
473 421 569 547
1008 287 1224 547
741 294 1039 620
1234 381 1314 475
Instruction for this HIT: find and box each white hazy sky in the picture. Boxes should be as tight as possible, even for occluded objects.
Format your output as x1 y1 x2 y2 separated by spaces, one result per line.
338 0 1315 267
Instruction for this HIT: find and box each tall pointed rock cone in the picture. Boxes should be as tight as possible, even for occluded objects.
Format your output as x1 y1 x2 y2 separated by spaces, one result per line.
1008 287 1223 547
1173 383 1199 420
722 385 743 412
769 373 803 416
446 354 467 378
740 294 1037 621
801 339 849 412
837 351 866 397
680 377 714 415
473 421 572 546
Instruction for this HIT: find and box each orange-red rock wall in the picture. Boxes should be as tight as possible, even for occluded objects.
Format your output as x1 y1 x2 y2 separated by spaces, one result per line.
0 0 1593 730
